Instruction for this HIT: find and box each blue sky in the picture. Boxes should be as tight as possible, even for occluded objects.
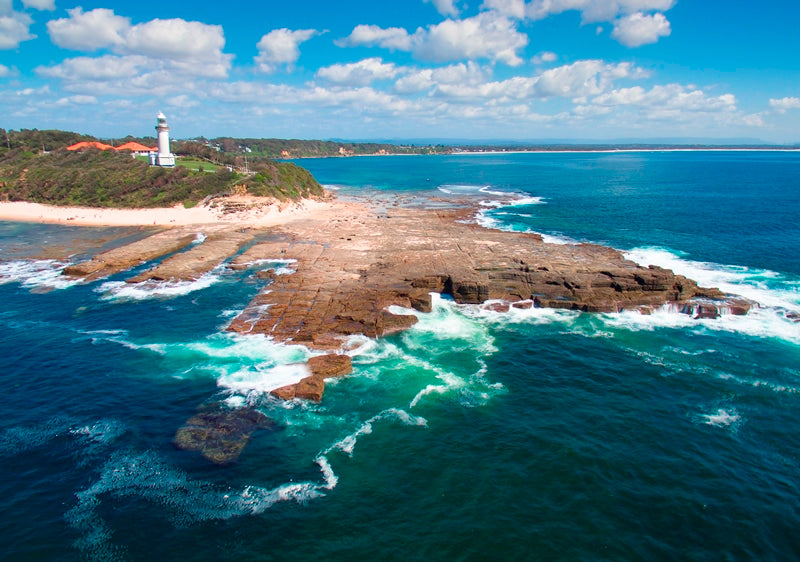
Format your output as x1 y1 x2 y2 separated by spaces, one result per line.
2 0 799 142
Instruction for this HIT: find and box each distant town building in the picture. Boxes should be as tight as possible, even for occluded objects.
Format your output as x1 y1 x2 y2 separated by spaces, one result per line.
149 112 175 167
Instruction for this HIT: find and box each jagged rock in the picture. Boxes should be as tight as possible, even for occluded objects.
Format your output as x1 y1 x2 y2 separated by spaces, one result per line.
308 353 352 378
726 299 754 316
271 375 325 402
270 354 353 402
174 406 275 464
484 302 510 313
227 206 745 351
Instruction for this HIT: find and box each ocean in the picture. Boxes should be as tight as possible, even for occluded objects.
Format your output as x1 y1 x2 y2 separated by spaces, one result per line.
1 151 799 560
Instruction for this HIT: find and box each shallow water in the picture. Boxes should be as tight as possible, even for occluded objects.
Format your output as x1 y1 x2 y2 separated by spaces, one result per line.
1 151 799 560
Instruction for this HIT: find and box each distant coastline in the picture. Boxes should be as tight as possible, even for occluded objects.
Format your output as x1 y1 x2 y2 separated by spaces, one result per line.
449 147 800 156
280 144 800 159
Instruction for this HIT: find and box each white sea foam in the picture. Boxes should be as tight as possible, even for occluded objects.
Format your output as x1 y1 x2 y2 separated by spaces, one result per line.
96 271 222 301
218 363 311 395
192 233 207 245
323 408 427 457
460 299 580 326
386 294 506 407
585 249 800 344
91 330 314 393
0 259 84 290
410 369 466 408
701 408 742 428
65 408 427 556
599 304 800 345
389 293 499 355
65 449 337 557
0 417 125 458
437 183 492 195
236 258 298 276
624 247 800 311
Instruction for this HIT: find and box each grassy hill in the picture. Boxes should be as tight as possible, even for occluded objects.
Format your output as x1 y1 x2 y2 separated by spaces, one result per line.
0 129 325 208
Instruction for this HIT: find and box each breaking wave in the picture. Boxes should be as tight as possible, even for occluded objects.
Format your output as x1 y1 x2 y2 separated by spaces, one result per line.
0 259 84 291
95 270 223 301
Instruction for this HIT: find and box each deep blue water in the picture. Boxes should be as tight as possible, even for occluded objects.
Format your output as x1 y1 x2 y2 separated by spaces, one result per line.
1 151 799 561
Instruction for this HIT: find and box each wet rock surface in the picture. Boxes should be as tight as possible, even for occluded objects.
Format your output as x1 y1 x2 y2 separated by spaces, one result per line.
270 354 353 402
62 227 199 281
57 201 751 410
228 206 736 349
127 231 253 283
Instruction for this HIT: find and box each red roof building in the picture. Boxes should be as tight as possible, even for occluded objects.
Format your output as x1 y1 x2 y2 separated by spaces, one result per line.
114 142 157 153
66 141 116 151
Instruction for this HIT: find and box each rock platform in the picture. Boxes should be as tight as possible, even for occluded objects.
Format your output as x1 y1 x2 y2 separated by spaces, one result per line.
227 205 741 350
59 198 755 462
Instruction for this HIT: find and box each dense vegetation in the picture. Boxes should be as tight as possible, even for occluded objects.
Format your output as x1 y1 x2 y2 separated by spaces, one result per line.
0 129 325 208
1 128 96 152
199 137 450 158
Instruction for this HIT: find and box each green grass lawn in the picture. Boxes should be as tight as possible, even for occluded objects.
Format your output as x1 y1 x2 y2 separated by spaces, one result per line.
176 157 219 172
134 154 220 172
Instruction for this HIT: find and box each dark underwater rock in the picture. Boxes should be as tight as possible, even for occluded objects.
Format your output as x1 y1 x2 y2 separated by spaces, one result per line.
174 405 275 464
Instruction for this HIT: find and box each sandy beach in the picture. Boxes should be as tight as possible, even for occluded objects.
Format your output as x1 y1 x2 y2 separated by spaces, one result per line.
0 196 346 228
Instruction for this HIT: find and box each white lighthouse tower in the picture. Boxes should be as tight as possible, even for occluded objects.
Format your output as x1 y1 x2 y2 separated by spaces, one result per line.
153 111 175 167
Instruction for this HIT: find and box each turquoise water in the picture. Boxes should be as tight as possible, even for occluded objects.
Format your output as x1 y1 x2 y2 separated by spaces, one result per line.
1 151 799 560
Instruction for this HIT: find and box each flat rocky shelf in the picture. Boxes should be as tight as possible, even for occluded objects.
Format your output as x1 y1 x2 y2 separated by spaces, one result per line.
226 205 746 349
64 200 752 401
59 198 754 462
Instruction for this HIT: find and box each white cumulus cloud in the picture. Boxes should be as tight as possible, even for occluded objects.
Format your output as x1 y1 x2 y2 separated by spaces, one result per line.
482 0 675 47
525 0 675 23
317 58 399 86
769 97 800 113
335 24 413 50
124 19 227 62
46 9 231 77
0 10 34 49
415 12 528 65
340 12 528 66
611 12 671 47
591 84 737 116
47 8 129 50
432 59 644 101
534 59 644 98
394 61 488 94
39 8 233 95
481 0 526 19
532 51 557 64
54 94 97 106
425 0 460 17
254 28 319 73
36 54 147 81
21 0 55 10
0 62 9 76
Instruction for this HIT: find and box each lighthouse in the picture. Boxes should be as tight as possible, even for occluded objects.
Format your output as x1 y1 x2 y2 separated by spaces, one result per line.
152 112 175 167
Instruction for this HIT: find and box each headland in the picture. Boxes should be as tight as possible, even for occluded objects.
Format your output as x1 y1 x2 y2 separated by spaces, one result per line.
18 193 750 410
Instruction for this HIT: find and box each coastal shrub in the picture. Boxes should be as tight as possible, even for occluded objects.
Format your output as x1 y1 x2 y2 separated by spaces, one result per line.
0 148 322 208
